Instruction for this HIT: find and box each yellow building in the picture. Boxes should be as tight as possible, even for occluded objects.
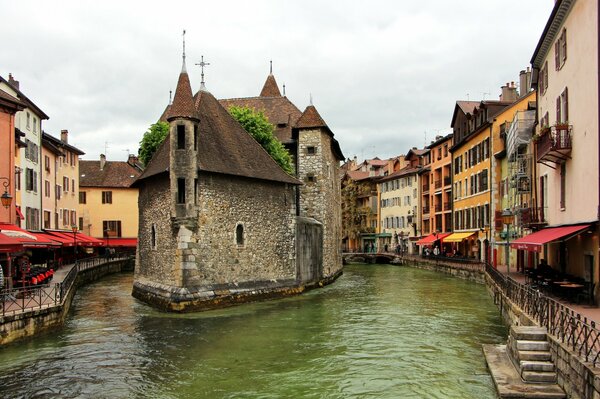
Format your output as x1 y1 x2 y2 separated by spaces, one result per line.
79 154 142 245
450 83 536 262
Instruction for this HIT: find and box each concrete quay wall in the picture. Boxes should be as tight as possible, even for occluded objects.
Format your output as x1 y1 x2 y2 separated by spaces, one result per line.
402 256 485 283
0 258 133 346
485 273 600 399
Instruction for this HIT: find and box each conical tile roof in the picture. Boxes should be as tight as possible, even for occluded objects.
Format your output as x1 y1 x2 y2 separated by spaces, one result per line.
166 67 199 121
296 105 328 129
260 74 282 97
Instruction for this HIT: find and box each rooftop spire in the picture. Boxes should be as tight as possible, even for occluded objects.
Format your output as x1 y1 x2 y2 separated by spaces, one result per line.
195 55 210 92
181 29 187 72
259 62 282 97
270 60 273 75
309 93 313 106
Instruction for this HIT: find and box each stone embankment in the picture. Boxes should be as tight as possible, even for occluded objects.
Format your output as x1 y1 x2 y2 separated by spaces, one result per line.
0 256 134 346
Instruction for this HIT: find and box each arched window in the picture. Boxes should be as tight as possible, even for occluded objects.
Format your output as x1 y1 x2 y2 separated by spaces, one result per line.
236 224 244 246
151 224 157 249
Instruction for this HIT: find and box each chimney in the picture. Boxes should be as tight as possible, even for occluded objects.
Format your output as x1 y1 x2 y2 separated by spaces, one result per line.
127 154 139 166
500 82 518 102
518 67 532 96
100 154 106 171
61 129 68 143
8 73 19 90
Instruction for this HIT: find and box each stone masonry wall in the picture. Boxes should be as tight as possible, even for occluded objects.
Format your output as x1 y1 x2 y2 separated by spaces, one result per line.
183 173 297 288
135 175 178 286
297 128 342 278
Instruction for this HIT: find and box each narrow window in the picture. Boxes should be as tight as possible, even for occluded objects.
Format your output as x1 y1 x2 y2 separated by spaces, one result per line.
177 125 186 149
79 192 87 204
177 178 186 204
102 191 113 204
194 178 198 205
236 224 244 246
194 125 198 151
151 224 157 249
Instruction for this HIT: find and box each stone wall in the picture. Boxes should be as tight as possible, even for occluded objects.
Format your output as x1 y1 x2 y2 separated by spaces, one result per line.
297 128 342 278
135 175 178 286
189 173 297 287
405 257 485 283
296 217 323 283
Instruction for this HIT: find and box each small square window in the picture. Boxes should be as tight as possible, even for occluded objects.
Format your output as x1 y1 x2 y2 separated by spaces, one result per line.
306 174 316 183
307 146 316 155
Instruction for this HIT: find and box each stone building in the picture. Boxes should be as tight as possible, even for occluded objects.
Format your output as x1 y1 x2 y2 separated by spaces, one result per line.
132 57 344 311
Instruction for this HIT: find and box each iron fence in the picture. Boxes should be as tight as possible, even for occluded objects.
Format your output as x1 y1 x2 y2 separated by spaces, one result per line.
1 254 131 318
485 263 600 366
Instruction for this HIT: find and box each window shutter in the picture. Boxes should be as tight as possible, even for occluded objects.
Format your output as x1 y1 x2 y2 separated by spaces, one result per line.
555 41 560 70
544 61 548 91
562 29 567 64
556 96 562 123
563 87 568 122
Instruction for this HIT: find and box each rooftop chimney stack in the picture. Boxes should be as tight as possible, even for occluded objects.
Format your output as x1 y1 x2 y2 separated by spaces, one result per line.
500 82 518 103
127 154 139 166
100 154 106 171
61 129 69 143
8 73 19 90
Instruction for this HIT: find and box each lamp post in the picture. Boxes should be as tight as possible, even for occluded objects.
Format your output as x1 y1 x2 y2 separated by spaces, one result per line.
501 209 513 276
0 177 12 209
480 224 490 263
71 225 78 264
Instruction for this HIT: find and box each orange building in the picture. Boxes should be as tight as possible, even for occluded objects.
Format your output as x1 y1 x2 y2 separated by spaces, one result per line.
0 88 24 225
421 134 453 236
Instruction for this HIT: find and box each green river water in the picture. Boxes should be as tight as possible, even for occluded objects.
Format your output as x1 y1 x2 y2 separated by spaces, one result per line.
0 264 506 398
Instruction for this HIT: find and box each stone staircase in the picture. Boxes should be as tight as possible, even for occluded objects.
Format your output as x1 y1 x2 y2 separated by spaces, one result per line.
508 325 558 384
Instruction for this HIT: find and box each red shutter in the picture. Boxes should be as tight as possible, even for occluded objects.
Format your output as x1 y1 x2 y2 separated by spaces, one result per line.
563 87 568 122
556 96 561 123
555 41 560 70
562 29 567 64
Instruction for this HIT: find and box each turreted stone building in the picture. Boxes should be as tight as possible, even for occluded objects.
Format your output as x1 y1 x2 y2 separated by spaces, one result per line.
132 58 344 311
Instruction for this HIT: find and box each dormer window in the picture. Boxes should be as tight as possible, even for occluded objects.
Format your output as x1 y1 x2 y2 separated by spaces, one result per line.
177 125 186 149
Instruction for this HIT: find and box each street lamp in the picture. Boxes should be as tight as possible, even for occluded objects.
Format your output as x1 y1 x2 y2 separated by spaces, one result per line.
104 229 110 257
0 177 12 209
71 225 78 264
480 224 490 263
501 209 513 276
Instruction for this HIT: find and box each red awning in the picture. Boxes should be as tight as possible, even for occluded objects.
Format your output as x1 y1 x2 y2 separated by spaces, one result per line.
44 231 76 247
510 224 591 252
0 232 24 253
102 238 137 247
76 232 103 246
0 223 58 248
416 233 451 246
28 232 61 247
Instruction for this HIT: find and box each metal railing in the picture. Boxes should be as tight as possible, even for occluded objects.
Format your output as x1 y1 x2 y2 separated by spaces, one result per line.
535 125 572 163
1 254 131 317
485 263 600 366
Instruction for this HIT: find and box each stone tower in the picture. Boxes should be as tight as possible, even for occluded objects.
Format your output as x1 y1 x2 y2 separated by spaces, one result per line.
295 104 344 278
165 59 200 287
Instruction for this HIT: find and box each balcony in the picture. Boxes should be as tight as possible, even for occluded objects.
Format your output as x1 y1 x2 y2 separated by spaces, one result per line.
535 124 572 165
422 207 430 215
443 176 451 186
422 184 429 194
443 202 451 211
434 204 442 212
434 180 442 190
520 207 548 228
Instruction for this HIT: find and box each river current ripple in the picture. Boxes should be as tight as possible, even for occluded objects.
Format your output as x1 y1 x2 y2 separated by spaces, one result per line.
0 264 506 398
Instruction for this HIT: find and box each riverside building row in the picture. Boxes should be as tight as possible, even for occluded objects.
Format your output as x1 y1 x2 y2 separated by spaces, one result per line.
341 0 599 303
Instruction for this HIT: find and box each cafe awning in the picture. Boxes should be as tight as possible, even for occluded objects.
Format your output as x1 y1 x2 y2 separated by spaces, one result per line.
443 232 477 243
510 224 591 252
0 224 59 248
0 232 24 253
416 233 451 245
102 238 137 247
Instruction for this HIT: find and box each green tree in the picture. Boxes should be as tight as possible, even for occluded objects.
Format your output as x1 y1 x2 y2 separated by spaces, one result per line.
139 121 169 166
228 106 294 175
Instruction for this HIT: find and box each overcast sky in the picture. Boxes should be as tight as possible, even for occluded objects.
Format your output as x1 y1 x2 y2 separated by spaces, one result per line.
1 1 553 163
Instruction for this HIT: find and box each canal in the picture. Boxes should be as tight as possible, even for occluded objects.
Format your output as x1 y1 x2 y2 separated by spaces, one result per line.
0 264 506 398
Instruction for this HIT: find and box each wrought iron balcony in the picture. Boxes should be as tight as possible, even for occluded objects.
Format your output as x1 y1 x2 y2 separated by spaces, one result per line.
434 180 442 189
535 124 572 165
422 207 430 215
434 204 442 212
443 176 452 186
519 207 547 228
422 184 429 193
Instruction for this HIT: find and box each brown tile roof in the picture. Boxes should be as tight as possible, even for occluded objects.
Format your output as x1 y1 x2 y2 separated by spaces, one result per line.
0 87 25 112
219 96 302 143
42 131 85 155
260 74 282 97
379 166 420 182
137 90 300 186
80 160 143 188
296 105 328 129
158 104 170 123
165 69 199 121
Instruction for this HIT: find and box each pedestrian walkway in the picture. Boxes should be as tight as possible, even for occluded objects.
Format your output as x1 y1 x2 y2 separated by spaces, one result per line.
495 264 600 325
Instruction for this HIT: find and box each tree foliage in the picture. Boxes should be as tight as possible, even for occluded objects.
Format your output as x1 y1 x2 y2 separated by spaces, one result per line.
342 178 375 244
228 106 294 175
139 121 169 166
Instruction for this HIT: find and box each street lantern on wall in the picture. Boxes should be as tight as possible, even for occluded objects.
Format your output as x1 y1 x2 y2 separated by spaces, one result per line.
501 209 514 275
0 177 12 209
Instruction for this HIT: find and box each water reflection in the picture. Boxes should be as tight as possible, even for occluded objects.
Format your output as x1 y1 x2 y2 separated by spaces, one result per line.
0 265 505 398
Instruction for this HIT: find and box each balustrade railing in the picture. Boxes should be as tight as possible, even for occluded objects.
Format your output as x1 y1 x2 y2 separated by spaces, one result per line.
485 263 600 367
1 254 131 317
